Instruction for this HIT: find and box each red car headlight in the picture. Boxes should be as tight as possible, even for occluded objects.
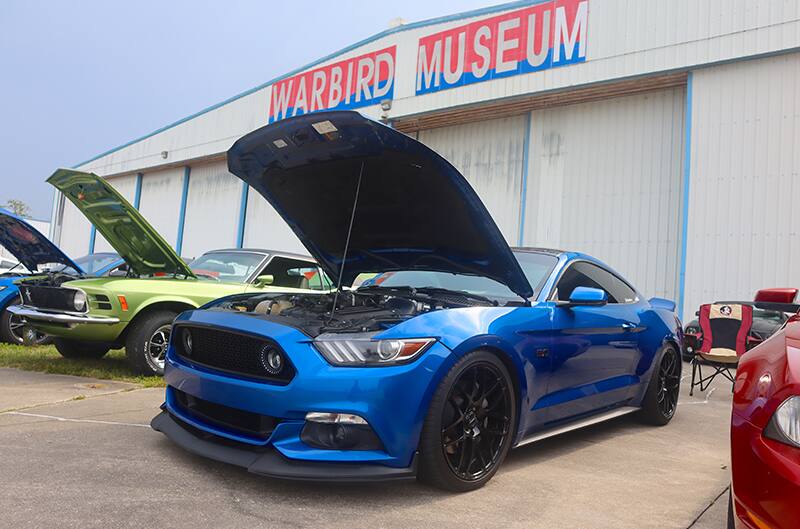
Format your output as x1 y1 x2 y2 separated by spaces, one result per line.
764 396 800 448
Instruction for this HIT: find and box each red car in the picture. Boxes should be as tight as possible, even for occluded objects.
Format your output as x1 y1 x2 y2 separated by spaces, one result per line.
730 289 800 528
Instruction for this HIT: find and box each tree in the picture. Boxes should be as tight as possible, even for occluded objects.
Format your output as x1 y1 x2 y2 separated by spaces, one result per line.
2 199 31 217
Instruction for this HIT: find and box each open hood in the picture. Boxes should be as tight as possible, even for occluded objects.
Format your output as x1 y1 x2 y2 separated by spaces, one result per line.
0 208 82 273
227 111 533 298
48 169 195 278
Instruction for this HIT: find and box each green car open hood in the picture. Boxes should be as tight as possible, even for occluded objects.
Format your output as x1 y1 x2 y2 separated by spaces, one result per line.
48 169 195 278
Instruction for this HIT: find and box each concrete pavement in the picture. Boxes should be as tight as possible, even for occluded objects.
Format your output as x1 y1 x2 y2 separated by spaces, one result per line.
0 366 731 529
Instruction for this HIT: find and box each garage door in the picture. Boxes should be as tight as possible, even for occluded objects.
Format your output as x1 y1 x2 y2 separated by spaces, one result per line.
179 161 242 259
418 115 528 244
522 87 686 300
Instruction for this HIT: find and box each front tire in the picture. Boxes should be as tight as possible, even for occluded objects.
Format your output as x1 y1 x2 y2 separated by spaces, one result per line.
1 297 51 346
418 350 516 492
125 310 176 376
638 344 681 425
53 338 110 359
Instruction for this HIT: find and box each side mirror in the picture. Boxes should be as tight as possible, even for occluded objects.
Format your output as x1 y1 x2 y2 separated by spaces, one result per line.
254 274 274 287
564 287 608 307
108 269 127 277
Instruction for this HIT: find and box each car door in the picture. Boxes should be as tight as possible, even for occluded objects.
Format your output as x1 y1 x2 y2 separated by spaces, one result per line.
543 261 644 424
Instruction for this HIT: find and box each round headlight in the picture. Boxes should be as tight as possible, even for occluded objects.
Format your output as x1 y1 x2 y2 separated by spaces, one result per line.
260 347 283 374
72 290 87 312
377 340 403 361
181 328 193 356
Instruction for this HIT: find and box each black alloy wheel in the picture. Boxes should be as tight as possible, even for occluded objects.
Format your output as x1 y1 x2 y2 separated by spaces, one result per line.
419 350 516 491
639 344 681 425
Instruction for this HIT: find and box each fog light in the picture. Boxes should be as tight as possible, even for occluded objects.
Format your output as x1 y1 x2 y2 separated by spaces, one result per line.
181 328 193 356
260 346 283 375
301 412 383 450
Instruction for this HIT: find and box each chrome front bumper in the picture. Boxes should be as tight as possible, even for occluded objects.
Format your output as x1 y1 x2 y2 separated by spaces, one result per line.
7 305 120 326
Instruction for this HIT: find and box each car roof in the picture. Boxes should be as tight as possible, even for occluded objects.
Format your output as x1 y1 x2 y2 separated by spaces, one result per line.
200 248 315 261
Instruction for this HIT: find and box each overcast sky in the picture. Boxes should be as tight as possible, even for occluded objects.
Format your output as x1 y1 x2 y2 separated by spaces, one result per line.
0 0 492 220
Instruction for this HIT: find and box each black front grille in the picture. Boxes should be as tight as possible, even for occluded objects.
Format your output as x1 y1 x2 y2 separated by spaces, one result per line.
20 285 77 312
174 325 295 383
172 387 278 439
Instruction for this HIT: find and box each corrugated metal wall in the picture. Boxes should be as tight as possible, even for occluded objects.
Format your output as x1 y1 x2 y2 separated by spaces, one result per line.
683 53 800 319
180 161 241 258
93 173 138 253
523 87 686 300
137 167 185 249
242 191 307 255
57 200 91 257
418 115 528 243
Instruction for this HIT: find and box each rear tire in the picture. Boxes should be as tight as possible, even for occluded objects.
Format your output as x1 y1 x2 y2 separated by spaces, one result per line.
125 310 177 376
418 350 516 492
53 338 110 359
638 344 681 426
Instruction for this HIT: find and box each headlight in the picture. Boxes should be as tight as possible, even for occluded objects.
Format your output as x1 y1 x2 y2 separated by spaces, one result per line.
313 333 435 366
72 290 87 312
764 396 800 448
0 286 6 291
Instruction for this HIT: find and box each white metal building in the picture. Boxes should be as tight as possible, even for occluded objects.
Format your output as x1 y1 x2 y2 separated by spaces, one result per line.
50 0 800 320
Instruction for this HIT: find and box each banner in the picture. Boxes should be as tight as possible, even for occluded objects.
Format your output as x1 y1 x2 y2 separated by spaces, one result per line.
416 0 588 95
269 46 396 123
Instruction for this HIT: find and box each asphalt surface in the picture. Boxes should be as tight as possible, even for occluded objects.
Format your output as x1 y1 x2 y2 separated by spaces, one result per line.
0 365 731 529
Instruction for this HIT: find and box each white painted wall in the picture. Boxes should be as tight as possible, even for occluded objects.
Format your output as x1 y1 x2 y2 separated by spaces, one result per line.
180 161 242 258
683 53 800 320
242 190 307 255
523 87 686 301
137 167 185 250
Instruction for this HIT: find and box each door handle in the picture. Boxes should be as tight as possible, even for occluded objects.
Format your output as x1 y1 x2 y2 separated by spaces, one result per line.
621 322 637 330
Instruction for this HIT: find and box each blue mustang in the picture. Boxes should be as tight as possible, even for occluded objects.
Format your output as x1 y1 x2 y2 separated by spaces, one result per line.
0 208 124 344
152 111 682 491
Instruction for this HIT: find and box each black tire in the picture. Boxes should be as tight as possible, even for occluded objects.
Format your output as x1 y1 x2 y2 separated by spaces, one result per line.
727 487 735 529
125 310 177 376
418 350 516 492
638 344 681 426
53 338 110 359
0 297 51 346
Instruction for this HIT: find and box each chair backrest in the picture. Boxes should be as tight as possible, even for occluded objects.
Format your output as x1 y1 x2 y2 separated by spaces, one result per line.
698 303 753 357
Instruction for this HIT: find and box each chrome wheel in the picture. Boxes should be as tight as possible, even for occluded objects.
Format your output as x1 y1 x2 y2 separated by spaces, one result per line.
6 310 48 345
145 324 171 372
657 348 680 418
441 362 511 482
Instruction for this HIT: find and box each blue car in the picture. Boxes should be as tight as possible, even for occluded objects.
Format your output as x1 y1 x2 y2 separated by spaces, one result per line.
152 111 682 491
0 208 125 344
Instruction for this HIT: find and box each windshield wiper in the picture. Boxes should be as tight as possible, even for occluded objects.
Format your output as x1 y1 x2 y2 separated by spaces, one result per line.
356 285 496 306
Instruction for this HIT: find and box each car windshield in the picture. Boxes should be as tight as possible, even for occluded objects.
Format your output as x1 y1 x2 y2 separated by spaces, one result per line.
189 251 266 283
71 253 120 274
356 251 558 302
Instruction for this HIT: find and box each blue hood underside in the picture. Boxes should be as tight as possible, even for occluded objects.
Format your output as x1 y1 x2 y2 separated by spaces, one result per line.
0 208 82 273
227 111 533 299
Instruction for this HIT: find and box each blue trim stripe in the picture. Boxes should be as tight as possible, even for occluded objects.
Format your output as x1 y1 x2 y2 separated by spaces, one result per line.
518 112 532 246
236 182 249 248
71 0 549 168
133 172 143 209
677 72 693 319
88 226 96 254
175 166 191 255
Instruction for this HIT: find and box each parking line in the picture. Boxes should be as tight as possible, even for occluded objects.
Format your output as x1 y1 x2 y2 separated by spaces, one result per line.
2 411 150 428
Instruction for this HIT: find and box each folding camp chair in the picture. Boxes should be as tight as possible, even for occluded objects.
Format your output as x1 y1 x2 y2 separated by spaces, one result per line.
689 303 753 396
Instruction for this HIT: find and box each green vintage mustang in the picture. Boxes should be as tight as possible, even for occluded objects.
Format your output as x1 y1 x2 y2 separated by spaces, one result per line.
10 169 330 375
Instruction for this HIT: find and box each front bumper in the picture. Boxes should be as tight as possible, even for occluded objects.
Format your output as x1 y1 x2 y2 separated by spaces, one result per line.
151 410 417 482
731 413 800 529
8 305 120 325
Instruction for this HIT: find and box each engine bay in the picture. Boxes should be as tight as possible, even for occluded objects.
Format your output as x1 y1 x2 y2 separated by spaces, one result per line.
16 272 78 288
215 287 497 337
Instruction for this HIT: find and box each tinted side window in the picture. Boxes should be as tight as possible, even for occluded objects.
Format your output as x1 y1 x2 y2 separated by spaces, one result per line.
554 262 637 304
